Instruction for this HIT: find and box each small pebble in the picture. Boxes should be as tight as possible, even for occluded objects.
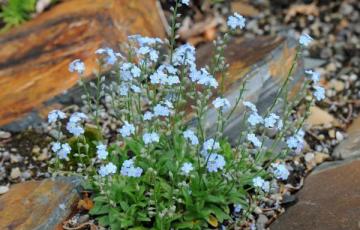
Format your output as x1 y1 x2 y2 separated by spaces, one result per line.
335 131 344 141
0 185 9 195
10 167 21 179
0 130 11 139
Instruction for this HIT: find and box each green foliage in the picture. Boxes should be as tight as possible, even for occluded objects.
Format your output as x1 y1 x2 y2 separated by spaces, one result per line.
0 0 36 30
87 135 260 229
65 125 103 172
48 1 314 228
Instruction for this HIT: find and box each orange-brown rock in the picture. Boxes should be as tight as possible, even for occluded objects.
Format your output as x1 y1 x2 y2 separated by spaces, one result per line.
0 177 82 230
0 0 165 126
271 160 360 230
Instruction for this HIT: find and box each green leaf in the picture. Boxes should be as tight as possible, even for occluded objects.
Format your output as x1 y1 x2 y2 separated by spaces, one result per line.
89 202 109 215
97 215 110 227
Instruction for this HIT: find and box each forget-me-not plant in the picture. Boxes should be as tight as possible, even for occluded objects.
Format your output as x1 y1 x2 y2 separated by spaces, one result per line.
47 1 324 228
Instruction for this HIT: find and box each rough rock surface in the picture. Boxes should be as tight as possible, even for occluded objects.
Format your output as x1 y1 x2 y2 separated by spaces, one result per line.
0 0 165 127
332 116 360 160
271 160 360 230
0 176 82 230
196 36 303 142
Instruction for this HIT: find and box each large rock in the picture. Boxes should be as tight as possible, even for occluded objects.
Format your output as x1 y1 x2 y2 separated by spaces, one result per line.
332 116 360 160
195 36 303 141
271 160 360 230
0 176 82 230
2 35 303 133
0 0 165 127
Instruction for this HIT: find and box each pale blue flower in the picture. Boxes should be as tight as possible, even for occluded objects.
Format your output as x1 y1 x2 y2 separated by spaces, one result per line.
305 70 320 83
180 162 193 175
69 112 87 123
95 47 121 65
118 122 135 137
120 159 143 178
299 33 313 47
287 129 306 151
190 68 218 88
66 121 84 137
159 64 177 74
172 44 196 68
119 83 129 96
53 143 71 160
243 101 257 113
206 153 226 172
66 113 87 137
69 59 85 74
183 130 199 145
130 85 141 93
313 85 325 101
202 138 220 155
143 132 160 144
286 129 305 150
248 113 263 126
271 163 289 180
227 13 246 30
264 113 279 128
143 111 154 121
247 133 261 148
96 144 108 160
99 162 117 177
180 0 189 5
234 203 242 213
51 142 61 153
286 136 299 149
150 69 179 86
212 97 231 112
120 63 141 81
154 103 172 117
48 110 66 123
252 176 269 192
137 46 159 62
128 35 163 46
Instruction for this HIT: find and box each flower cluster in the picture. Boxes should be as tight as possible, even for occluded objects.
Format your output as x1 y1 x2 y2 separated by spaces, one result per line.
98 162 117 177
227 12 246 30
212 97 231 112
95 47 122 65
183 130 199 145
172 44 196 69
150 64 180 86
96 144 108 160
120 159 143 178
252 176 270 192
52 142 71 160
247 133 261 148
47 6 325 229
66 112 87 136
48 110 66 123
118 122 135 137
180 162 193 175
189 68 218 88
142 132 160 145
271 163 290 180
68 59 85 74
206 153 226 172
153 101 173 117
286 129 305 151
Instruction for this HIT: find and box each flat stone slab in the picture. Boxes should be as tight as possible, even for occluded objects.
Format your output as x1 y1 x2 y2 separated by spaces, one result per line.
0 176 81 230
332 116 360 160
271 160 360 230
0 0 165 127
